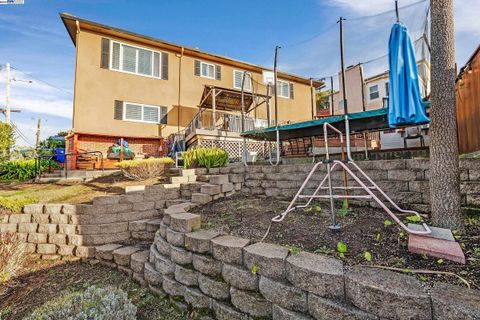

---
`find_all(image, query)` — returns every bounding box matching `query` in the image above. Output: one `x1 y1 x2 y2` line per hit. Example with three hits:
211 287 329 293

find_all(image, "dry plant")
0 232 27 296
116 157 174 181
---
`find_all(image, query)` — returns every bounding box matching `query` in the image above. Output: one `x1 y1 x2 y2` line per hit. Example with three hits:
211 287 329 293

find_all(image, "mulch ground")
0 258 191 320
191 193 480 290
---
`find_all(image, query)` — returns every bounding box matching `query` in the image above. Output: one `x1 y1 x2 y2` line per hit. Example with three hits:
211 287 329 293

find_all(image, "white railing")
185 110 268 137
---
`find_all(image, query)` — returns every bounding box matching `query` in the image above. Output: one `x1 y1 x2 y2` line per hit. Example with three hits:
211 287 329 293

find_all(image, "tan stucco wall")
73 29 314 138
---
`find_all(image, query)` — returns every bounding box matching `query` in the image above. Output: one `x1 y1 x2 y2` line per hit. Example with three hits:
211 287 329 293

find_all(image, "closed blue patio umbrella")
388 23 429 128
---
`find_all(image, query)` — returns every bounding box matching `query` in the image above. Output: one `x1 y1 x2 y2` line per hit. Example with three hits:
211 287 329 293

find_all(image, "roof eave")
58 12 323 86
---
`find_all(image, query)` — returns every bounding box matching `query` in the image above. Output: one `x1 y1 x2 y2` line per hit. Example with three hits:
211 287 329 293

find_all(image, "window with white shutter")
233 70 252 91
109 40 166 79
277 80 291 98
143 106 159 123
124 103 142 121
111 42 120 70
200 62 215 79
122 102 166 124
369 84 380 101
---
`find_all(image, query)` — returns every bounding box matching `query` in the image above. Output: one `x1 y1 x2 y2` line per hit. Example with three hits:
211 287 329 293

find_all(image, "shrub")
25 286 137 320
0 233 27 296
183 147 229 170
0 159 60 181
116 157 174 181
0 196 38 214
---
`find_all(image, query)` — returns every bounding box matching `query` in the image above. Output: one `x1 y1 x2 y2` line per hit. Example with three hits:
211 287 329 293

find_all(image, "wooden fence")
456 47 480 154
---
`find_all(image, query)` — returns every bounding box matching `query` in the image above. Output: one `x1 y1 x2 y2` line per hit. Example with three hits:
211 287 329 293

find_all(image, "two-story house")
60 13 320 167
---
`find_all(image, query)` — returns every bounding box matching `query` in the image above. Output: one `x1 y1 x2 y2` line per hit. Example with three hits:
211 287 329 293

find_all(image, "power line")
346 0 427 21
281 22 337 49
9 66 73 95
7 118 36 147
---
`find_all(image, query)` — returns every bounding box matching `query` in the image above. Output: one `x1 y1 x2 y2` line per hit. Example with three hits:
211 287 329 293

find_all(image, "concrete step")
408 224 465 264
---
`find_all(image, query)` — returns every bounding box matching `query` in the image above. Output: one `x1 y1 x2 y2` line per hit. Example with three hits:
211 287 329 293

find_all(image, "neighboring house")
329 61 430 150
332 60 430 115
60 13 319 166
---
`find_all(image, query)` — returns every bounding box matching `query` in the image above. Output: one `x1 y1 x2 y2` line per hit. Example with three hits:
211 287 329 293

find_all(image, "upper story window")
385 82 389 97
277 80 293 99
194 60 221 80
101 38 168 80
114 100 167 124
233 70 252 91
369 84 380 100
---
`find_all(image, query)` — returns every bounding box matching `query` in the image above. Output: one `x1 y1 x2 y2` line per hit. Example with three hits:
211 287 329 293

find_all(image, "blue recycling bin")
55 148 66 163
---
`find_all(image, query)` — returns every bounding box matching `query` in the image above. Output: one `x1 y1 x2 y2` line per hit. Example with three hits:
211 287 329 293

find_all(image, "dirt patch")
0 258 189 320
191 193 480 290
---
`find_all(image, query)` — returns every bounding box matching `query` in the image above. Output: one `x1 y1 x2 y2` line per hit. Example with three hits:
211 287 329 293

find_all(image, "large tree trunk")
429 0 463 230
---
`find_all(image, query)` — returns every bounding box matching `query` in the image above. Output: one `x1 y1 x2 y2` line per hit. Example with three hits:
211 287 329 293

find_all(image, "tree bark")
429 0 463 230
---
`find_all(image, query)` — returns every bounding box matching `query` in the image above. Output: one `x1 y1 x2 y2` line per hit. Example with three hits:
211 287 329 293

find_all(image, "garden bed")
191 194 480 289
0 258 189 320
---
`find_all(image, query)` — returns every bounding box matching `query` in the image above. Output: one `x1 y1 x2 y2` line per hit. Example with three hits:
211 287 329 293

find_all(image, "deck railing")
185 110 269 137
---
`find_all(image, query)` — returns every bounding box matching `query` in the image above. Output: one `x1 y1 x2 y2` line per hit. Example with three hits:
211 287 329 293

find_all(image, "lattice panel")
197 139 277 161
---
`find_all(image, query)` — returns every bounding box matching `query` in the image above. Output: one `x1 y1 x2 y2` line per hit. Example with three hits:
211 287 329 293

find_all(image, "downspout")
177 47 184 134
72 20 81 171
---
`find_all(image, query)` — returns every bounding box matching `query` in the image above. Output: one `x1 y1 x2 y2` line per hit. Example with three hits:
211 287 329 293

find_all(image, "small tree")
0 123 14 162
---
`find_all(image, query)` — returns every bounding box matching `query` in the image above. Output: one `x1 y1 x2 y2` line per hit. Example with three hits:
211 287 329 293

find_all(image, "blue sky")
0 0 478 146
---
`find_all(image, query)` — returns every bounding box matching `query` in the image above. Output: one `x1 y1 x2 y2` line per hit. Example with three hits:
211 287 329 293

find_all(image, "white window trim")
109 40 162 79
277 79 291 99
200 61 216 79
122 101 164 124
368 84 380 101
233 70 252 91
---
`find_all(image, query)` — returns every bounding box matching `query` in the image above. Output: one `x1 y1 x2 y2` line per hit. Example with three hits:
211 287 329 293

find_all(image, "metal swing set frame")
271 121 432 236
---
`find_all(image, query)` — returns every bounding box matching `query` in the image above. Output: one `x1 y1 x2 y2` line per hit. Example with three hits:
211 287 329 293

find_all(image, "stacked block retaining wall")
193 158 480 213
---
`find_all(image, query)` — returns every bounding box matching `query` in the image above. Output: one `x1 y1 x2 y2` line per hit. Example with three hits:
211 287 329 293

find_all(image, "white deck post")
212 87 216 130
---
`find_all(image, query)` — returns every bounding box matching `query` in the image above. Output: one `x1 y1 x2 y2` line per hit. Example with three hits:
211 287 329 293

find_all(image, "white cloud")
0 68 72 146
0 69 73 119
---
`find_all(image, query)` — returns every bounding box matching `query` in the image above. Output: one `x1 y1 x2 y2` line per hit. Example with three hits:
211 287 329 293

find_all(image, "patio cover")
242 102 430 141
198 85 269 113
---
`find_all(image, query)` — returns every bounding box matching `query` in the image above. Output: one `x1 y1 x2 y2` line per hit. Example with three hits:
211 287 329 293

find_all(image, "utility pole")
35 119 41 149
5 63 10 125
273 46 280 126
330 76 335 116
429 0 462 230
310 78 315 119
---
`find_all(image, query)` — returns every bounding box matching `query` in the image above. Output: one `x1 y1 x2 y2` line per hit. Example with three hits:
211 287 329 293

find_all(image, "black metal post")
274 46 280 126
395 0 400 22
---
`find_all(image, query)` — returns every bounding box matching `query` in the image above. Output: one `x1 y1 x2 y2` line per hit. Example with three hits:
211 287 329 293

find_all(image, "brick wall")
77 134 164 157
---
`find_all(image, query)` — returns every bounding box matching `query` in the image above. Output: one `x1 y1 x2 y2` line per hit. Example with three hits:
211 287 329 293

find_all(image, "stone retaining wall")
0 185 180 259
133 179 479 320
194 158 480 213
1 159 479 318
